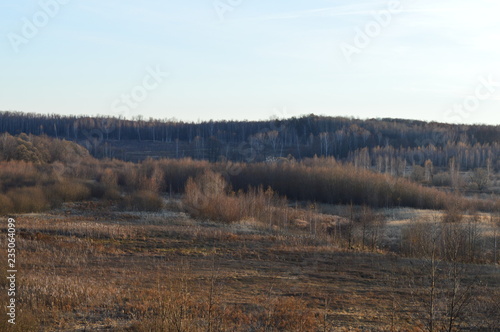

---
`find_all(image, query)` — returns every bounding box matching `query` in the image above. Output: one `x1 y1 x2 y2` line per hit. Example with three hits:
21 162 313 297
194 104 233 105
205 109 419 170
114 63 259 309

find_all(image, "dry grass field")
1 199 499 331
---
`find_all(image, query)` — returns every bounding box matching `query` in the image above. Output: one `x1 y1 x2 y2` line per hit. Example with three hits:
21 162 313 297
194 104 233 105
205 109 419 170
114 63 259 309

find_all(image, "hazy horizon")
1 0 499 125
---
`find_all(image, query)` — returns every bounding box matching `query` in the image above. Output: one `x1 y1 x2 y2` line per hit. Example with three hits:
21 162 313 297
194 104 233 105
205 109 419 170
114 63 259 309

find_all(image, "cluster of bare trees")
229 158 474 210
350 140 497 170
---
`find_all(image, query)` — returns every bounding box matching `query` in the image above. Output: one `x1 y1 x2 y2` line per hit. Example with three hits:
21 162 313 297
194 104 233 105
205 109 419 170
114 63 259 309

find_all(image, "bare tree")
469 168 489 191
404 215 478 332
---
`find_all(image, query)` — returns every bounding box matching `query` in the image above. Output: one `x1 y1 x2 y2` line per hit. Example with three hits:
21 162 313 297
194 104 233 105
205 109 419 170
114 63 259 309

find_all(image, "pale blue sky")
1 0 499 124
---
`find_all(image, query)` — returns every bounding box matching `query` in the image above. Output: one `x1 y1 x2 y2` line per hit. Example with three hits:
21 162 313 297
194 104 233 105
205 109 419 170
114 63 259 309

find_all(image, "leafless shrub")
0 193 14 214
183 170 293 226
7 186 49 212
121 190 164 212
48 180 92 202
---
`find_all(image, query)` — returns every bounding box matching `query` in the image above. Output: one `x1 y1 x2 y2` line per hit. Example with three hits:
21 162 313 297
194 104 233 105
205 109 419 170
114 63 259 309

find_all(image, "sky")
1 0 499 125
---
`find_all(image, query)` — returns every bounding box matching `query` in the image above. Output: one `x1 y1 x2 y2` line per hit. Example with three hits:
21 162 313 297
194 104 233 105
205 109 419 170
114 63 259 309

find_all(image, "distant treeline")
1 111 499 170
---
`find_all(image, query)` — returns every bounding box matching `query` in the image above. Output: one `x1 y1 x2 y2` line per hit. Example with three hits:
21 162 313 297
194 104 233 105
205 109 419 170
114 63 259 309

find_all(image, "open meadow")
1 198 499 331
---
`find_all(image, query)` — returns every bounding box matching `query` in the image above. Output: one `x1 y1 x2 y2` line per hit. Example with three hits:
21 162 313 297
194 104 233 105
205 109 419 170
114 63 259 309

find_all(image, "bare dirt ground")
1 201 499 331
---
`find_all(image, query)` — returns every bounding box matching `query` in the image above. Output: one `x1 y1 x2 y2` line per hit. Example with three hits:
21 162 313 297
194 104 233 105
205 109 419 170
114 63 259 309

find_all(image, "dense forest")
1 111 499 171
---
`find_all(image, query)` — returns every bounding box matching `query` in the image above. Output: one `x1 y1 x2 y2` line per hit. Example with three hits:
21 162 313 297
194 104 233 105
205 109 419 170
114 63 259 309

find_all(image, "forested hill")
1 111 499 171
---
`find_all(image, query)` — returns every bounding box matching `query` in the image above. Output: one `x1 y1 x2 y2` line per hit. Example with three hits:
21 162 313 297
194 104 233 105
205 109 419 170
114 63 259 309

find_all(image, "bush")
0 194 14 214
7 187 50 213
183 170 292 225
121 191 164 212
88 182 120 201
183 170 237 222
432 172 452 187
0 161 39 191
49 180 91 202
89 182 106 199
